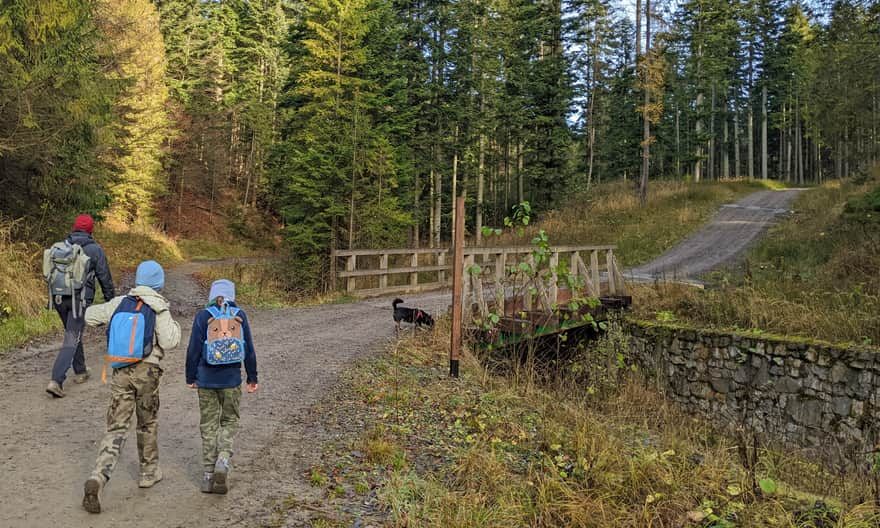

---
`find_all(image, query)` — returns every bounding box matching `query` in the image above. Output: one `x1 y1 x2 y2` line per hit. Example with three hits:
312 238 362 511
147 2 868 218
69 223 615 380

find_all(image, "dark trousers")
51 296 88 386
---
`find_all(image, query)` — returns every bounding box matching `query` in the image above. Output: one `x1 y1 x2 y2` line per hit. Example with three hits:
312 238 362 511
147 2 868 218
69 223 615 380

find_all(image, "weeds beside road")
296 321 879 527
633 173 880 346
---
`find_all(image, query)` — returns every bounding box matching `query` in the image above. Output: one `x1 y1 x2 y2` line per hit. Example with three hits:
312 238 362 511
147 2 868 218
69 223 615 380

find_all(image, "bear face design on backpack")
204 304 245 365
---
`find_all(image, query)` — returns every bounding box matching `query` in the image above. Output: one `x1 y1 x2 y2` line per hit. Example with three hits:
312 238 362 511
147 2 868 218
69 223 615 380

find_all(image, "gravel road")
627 188 804 281
0 188 803 526
0 261 450 527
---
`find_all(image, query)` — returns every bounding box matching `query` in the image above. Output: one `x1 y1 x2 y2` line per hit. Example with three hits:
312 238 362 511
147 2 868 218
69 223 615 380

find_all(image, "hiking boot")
138 467 163 488
83 477 102 514
213 457 230 494
72 368 91 384
46 380 65 398
201 472 214 493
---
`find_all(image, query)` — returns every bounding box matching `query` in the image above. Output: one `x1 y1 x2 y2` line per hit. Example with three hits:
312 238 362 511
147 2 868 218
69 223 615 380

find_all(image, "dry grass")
490 179 781 267
0 218 185 352
95 218 184 278
195 260 356 308
322 322 880 528
0 221 61 351
632 173 880 345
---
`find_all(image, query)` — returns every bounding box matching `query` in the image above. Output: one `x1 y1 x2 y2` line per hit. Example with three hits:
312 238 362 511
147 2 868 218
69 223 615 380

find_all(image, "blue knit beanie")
208 279 235 304
135 260 165 291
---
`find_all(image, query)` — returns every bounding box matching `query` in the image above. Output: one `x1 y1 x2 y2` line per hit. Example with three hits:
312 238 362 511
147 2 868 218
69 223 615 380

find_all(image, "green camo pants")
198 386 241 471
91 362 162 483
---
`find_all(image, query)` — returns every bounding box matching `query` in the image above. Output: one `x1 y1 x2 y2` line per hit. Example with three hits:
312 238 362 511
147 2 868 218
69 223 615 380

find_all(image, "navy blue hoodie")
185 302 258 389
68 231 115 304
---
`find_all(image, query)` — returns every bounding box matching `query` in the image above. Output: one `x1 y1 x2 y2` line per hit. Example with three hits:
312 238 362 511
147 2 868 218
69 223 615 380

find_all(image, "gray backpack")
43 241 91 313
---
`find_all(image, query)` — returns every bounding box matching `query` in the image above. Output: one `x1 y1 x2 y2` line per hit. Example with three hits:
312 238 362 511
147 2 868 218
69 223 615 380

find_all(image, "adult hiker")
44 214 115 398
82 260 181 514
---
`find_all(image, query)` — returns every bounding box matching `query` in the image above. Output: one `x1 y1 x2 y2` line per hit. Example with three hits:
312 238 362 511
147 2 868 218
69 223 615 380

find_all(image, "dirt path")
627 188 804 281
0 261 450 527
0 189 804 526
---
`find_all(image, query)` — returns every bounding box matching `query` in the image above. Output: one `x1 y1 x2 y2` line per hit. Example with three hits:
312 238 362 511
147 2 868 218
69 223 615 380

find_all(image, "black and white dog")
392 298 435 331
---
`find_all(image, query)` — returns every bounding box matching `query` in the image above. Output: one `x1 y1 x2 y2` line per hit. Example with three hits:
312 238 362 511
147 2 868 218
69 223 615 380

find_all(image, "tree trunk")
434 147 442 248
734 111 741 178
748 43 754 180
708 85 715 181
761 85 768 180
695 92 704 182
429 163 435 249
635 0 642 58
675 104 681 178
348 91 359 249
638 0 650 205
476 94 486 245
723 111 729 179
517 140 524 204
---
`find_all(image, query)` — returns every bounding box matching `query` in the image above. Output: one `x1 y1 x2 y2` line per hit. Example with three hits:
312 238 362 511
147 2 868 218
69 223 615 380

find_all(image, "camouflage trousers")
91 361 162 483
198 386 241 471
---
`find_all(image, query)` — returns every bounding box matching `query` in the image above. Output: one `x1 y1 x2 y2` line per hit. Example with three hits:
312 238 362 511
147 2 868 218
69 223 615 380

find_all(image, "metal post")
450 196 465 378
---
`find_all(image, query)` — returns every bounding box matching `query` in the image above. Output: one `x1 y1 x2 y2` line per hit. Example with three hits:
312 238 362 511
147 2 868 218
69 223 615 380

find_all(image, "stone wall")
626 321 880 466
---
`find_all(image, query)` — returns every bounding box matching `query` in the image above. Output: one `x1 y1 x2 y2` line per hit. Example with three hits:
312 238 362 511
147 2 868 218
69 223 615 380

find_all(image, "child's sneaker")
201 472 214 493
138 467 163 488
213 457 230 494
83 477 103 513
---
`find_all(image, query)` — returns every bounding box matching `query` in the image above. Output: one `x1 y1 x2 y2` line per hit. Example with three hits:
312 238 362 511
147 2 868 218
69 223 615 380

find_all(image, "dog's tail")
392 298 404 308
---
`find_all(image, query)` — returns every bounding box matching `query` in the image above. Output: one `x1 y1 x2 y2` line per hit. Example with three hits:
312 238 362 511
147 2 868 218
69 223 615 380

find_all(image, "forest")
1 0 878 287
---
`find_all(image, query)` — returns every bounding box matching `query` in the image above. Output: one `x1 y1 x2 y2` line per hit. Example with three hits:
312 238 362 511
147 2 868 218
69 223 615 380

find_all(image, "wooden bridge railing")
332 245 627 305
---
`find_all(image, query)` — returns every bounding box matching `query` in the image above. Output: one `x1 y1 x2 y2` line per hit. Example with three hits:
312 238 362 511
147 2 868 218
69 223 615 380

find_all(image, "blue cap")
208 279 235 303
135 260 165 291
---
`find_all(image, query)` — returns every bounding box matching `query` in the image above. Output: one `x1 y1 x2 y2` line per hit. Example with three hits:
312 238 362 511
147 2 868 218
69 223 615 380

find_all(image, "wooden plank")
606 249 616 295
335 244 616 258
338 265 450 278
549 251 559 306
356 282 446 298
494 252 505 313
472 273 489 320
450 196 466 378
610 253 628 296
523 254 533 311
334 247 450 257
575 254 598 297
590 250 600 297
346 255 356 293
463 254 474 317
438 251 446 285
463 244 616 256
410 252 419 287
379 253 388 290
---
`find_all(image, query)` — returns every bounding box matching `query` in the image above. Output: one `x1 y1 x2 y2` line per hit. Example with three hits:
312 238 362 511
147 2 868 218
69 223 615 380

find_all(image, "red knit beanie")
73 214 94 234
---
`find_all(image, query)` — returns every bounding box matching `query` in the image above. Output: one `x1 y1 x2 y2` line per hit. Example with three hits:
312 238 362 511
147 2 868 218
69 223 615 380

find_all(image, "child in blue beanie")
81 260 181 513
185 279 258 494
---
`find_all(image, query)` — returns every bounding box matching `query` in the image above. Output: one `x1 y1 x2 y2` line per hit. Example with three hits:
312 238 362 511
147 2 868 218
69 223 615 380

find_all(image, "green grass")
0 310 61 354
632 171 880 345
301 323 879 527
195 260 357 309
493 179 782 267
